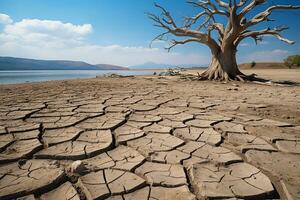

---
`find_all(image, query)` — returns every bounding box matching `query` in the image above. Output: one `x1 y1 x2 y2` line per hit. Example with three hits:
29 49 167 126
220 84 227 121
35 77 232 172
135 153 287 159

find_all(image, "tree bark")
200 47 244 81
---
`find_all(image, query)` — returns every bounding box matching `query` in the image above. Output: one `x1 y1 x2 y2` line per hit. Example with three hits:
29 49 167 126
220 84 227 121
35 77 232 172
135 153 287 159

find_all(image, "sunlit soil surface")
0 69 299 200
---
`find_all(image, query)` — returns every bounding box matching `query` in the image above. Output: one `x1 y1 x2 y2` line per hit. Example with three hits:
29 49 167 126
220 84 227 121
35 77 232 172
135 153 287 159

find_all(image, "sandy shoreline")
131 68 300 82
1 68 300 86
0 69 299 199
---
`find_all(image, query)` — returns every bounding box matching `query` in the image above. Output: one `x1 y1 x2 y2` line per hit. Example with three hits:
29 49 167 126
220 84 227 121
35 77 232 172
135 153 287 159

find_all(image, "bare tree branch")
184 0 229 32
239 0 267 18
149 31 169 48
235 26 295 45
215 0 229 8
211 23 225 38
245 4 300 28
184 11 212 29
237 0 250 7
187 0 229 17
165 38 202 52
147 3 220 51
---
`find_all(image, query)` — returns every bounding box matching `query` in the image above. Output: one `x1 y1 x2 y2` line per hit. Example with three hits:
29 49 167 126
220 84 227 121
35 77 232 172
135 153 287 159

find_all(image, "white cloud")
151 40 167 45
240 42 251 47
240 40 269 47
239 49 290 63
0 13 13 24
4 19 92 37
0 15 209 66
1 18 92 47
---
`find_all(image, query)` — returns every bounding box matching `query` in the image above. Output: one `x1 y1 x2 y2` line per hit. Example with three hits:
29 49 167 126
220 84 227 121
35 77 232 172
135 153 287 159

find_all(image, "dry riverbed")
0 69 299 200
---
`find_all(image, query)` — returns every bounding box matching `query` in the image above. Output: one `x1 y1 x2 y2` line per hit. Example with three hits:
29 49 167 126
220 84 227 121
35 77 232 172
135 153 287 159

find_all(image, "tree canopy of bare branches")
147 0 300 81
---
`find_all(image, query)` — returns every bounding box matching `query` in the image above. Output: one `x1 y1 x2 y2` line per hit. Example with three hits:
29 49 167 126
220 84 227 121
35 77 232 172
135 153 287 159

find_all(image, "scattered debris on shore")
97 73 135 78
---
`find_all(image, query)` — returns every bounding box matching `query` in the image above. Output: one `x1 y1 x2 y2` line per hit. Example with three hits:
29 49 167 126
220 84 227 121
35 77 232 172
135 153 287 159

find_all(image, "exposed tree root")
196 67 254 82
193 68 299 86
174 63 300 86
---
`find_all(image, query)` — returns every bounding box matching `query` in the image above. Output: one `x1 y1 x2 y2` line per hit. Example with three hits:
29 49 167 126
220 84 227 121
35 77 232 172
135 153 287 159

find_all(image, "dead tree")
147 0 300 81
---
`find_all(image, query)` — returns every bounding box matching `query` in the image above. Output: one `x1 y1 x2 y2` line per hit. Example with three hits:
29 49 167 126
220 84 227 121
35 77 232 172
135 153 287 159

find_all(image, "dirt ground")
0 69 299 200
182 68 300 82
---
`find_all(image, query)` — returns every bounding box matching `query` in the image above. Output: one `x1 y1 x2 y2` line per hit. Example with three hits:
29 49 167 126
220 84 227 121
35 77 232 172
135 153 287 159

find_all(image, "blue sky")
0 0 299 66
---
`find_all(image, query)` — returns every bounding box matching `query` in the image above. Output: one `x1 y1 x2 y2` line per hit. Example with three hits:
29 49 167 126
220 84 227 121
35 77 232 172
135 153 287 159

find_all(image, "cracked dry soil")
0 75 299 200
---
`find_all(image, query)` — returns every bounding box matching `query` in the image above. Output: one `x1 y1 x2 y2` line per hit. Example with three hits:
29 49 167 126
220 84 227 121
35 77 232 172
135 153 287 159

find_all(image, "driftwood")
159 68 182 76
98 73 135 78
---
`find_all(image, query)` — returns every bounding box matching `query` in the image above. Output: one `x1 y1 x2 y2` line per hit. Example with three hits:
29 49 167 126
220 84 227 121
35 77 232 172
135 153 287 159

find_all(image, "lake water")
0 70 154 85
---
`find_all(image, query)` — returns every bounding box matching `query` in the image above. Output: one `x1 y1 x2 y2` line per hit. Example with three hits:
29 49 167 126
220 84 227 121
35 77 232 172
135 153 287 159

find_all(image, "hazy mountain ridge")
94 64 128 70
129 62 206 69
0 57 128 70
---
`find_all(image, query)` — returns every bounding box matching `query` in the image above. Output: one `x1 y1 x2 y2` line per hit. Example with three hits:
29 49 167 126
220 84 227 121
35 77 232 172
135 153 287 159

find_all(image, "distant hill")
129 62 203 70
0 57 128 70
239 62 289 69
95 64 128 70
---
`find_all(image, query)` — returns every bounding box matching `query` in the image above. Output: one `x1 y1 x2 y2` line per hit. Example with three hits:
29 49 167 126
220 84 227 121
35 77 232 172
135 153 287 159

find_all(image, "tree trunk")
200 47 245 81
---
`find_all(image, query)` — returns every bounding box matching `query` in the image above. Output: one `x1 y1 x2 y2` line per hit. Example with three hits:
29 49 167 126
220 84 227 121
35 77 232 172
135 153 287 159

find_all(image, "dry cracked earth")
0 75 299 200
